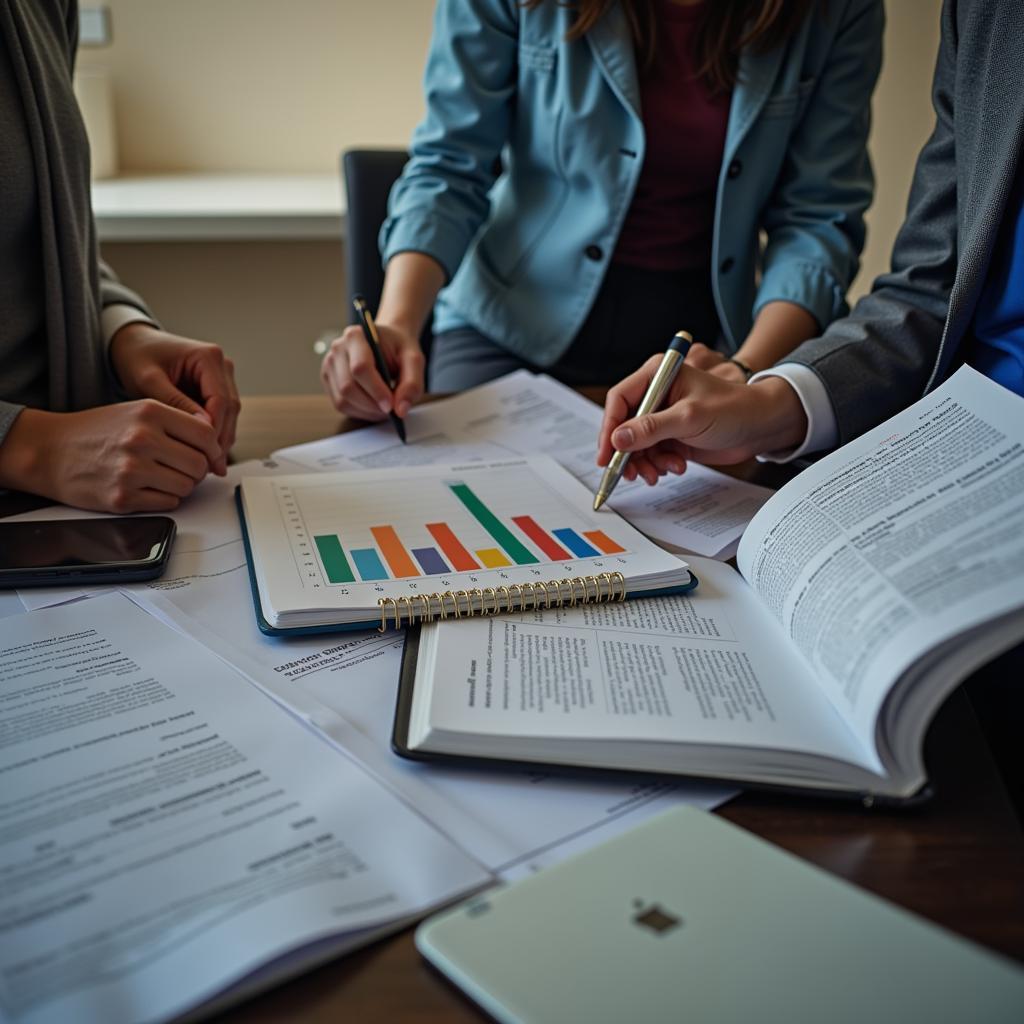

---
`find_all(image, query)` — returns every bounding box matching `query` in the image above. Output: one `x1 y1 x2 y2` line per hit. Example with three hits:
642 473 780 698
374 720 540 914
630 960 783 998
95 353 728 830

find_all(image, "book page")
125 545 729 880
0 593 488 1024
737 367 1024 747
274 372 772 558
420 557 869 767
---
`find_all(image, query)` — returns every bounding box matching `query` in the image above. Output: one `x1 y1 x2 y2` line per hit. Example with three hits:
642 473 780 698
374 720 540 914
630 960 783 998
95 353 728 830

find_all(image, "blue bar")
351 547 389 581
412 546 450 575
553 528 600 558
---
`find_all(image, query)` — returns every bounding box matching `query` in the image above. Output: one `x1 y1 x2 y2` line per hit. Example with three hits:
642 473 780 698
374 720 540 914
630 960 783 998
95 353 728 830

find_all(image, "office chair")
341 148 433 361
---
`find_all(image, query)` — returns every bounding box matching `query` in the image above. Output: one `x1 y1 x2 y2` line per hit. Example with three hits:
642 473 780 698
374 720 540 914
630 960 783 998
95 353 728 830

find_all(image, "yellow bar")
476 547 512 568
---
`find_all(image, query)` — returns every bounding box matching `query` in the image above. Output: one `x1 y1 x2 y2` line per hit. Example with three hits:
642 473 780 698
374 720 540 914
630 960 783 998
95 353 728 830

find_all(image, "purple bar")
412 546 450 576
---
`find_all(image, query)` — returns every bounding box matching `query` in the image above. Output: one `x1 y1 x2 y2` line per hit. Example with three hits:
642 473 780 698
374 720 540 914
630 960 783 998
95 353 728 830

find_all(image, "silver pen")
593 330 693 511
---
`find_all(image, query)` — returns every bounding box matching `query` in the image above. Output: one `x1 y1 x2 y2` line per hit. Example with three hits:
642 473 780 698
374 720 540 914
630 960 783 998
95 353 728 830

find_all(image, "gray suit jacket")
787 0 1024 443
0 0 153 443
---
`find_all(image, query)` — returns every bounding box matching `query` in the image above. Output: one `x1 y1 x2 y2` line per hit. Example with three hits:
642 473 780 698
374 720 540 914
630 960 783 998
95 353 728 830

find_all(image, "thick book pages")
237 456 695 634
395 367 1024 802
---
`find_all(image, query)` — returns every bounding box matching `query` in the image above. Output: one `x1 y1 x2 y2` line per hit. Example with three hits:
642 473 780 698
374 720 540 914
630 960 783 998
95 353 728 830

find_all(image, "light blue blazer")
381 0 884 365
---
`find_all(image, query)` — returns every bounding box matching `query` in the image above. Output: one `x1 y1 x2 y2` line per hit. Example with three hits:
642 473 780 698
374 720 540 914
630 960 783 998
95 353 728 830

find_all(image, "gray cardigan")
0 0 153 444
786 0 1024 443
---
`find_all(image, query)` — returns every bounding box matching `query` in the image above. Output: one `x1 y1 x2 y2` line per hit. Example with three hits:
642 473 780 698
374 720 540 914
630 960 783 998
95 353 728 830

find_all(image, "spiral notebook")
236 456 696 635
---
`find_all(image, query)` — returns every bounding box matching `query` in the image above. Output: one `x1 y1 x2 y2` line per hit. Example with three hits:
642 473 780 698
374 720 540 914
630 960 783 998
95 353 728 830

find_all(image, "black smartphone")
0 516 176 587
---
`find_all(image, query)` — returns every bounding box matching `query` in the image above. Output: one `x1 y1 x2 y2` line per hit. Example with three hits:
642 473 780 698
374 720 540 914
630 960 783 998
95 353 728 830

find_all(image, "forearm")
376 252 447 338
733 301 819 373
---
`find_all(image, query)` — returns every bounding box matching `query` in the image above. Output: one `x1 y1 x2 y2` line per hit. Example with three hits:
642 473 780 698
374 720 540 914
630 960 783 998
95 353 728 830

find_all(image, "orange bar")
427 522 479 571
476 548 511 568
370 525 420 578
583 530 626 555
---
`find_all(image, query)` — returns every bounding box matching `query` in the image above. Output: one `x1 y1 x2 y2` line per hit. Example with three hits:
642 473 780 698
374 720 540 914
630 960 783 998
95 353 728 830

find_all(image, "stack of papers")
274 371 773 559
3 372 754 1020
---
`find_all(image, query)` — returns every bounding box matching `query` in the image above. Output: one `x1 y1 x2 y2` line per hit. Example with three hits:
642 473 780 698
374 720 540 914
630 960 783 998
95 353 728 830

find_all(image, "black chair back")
342 149 433 358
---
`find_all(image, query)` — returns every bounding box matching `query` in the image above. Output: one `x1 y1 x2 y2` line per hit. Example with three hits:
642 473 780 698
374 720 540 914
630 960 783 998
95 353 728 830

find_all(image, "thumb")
142 370 206 418
392 345 425 418
611 406 690 454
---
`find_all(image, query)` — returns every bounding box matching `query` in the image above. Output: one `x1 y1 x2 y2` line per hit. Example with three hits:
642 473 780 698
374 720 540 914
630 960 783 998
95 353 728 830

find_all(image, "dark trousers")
429 263 720 391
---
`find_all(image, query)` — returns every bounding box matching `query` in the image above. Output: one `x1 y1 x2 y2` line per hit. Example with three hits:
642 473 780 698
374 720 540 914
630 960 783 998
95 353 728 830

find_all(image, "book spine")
377 572 627 631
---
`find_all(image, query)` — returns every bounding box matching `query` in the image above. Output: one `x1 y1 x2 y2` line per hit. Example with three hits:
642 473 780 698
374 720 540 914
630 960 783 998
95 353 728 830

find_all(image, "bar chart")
286 466 629 587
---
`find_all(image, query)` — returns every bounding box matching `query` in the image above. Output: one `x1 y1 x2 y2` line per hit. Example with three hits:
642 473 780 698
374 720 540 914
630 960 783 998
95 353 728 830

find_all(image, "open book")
237 456 695 634
394 367 1024 803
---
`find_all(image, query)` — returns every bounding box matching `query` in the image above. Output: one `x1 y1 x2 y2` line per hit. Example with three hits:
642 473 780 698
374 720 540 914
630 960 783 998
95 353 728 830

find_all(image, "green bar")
448 483 539 565
314 534 356 583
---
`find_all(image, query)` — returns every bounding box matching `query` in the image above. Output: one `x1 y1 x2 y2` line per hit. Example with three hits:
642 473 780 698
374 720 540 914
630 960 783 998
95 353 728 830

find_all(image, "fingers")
597 355 662 466
344 329 395 415
136 366 206 418
611 405 695 454
321 327 391 420
685 342 725 372
141 462 200 499
192 348 240 463
130 339 238 474
147 401 224 471
392 345 425 418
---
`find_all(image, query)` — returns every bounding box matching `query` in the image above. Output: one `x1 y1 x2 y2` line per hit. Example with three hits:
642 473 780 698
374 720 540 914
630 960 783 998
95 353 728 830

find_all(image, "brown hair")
523 0 815 93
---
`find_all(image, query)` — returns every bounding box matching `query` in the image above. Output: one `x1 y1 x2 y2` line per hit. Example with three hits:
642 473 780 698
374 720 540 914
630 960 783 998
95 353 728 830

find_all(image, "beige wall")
856 0 942 302
79 0 433 173
84 0 943 395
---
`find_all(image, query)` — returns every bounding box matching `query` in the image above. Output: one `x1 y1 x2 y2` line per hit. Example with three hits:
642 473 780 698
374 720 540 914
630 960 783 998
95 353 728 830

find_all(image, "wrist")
109 322 158 384
747 377 809 454
0 409 56 495
374 314 422 342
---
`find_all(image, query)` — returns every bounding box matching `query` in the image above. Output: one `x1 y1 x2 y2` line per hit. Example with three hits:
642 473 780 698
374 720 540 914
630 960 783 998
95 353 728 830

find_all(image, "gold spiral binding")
377 571 627 631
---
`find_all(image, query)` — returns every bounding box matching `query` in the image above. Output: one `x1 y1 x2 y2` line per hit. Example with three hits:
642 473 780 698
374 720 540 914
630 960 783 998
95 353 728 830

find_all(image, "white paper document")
128 548 730 878
0 593 489 1024
274 372 772 557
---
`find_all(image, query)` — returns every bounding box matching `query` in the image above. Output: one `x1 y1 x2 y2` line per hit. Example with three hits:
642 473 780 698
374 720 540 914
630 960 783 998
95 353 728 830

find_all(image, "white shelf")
92 173 345 242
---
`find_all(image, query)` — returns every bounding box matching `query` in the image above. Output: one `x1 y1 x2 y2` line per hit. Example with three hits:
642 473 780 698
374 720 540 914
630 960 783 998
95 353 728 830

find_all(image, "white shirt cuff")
102 304 158 347
749 363 839 463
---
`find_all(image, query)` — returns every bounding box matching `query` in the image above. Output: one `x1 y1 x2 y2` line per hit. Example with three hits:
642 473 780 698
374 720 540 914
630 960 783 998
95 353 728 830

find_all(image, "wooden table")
6 394 1023 1022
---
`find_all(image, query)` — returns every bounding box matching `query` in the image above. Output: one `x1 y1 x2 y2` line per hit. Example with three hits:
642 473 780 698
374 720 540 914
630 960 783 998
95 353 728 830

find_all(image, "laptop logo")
632 899 682 935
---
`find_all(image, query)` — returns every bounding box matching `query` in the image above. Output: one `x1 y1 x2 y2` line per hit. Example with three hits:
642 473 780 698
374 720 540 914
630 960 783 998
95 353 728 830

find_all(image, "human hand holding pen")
352 296 409 442
320 311 424 428
596 357 809 485
320 254 443 426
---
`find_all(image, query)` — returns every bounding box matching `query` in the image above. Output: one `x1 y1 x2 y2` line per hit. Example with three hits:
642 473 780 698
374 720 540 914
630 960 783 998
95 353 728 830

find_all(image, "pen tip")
593 495 605 512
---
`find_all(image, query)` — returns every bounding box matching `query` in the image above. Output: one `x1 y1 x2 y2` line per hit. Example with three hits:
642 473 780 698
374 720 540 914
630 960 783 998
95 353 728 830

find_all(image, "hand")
0 402 224 513
320 321 425 421
109 324 240 474
682 340 749 384
596 359 808 485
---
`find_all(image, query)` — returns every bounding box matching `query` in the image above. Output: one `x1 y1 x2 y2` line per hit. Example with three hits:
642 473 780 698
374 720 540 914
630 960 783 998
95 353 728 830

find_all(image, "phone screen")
0 517 175 571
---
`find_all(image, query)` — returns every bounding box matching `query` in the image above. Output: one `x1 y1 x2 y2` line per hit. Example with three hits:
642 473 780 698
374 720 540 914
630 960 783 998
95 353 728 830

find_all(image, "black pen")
353 295 407 444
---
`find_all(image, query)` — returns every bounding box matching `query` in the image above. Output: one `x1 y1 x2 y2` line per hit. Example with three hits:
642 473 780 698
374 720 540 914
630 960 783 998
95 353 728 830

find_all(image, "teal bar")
314 535 355 584
351 547 389 581
448 482 538 565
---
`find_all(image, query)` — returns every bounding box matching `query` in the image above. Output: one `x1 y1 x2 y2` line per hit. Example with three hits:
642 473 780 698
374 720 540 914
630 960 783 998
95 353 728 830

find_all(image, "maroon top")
613 1 732 271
